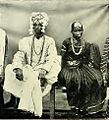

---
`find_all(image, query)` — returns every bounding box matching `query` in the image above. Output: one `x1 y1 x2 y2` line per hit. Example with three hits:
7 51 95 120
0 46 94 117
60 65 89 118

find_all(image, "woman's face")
72 23 83 39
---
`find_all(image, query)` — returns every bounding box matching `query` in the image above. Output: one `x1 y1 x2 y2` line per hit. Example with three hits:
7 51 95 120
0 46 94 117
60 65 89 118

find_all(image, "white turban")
29 12 49 34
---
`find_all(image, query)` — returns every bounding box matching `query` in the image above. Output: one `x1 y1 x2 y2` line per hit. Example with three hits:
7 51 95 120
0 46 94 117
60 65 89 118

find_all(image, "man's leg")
18 66 42 116
4 64 16 108
31 77 42 116
4 94 17 108
4 64 22 108
0 85 4 108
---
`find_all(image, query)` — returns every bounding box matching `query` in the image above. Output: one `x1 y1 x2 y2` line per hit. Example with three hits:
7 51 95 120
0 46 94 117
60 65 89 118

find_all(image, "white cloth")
0 29 7 75
4 64 42 116
3 35 61 116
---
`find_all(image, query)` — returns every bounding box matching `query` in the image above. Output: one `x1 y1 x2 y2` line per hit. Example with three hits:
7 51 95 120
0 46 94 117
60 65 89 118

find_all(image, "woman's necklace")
71 38 83 55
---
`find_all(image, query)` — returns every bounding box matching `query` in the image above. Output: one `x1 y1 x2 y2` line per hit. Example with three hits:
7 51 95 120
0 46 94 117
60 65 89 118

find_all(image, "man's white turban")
29 12 49 34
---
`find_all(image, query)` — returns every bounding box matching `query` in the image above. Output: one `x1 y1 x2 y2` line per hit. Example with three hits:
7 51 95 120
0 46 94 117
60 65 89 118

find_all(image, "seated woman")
58 21 106 117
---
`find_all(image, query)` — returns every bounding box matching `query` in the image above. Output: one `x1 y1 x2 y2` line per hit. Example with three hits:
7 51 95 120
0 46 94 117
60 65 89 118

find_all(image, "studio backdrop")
0 0 109 63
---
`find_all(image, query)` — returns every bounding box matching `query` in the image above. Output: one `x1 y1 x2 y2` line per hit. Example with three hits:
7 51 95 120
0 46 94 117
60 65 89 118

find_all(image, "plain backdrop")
0 0 109 63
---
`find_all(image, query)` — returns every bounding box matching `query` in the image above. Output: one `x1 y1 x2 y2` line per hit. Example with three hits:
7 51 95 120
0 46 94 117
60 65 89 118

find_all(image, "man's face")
33 22 44 35
72 23 83 39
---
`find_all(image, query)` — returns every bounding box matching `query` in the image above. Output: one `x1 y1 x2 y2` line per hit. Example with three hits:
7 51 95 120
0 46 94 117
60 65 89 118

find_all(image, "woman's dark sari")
59 38 106 115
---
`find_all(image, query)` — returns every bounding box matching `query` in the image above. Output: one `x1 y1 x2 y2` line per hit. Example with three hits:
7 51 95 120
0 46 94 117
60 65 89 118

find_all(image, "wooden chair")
50 83 56 119
49 56 61 119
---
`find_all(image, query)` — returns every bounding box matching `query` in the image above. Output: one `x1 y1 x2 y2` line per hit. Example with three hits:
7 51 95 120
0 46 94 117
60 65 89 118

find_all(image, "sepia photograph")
0 0 109 119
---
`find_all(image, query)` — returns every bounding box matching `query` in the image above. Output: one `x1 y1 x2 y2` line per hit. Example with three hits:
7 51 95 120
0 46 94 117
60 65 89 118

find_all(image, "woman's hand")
13 68 23 81
88 62 93 68
104 80 107 87
67 60 80 66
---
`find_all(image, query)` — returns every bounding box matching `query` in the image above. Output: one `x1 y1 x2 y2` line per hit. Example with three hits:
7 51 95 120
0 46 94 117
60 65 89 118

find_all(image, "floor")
0 87 108 119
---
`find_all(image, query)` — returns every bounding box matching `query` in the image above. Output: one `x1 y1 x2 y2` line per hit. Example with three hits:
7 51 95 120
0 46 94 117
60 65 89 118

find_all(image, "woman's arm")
90 43 101 69
61 40 67 68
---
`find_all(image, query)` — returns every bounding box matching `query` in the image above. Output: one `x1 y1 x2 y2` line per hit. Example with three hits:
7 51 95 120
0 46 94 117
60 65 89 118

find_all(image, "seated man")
101 37 109 113
0 28 8 108
3 12 61 117
101 37 109 89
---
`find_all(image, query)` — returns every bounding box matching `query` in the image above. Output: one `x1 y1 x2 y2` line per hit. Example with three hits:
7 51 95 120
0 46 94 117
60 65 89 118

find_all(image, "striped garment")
101 37 109 76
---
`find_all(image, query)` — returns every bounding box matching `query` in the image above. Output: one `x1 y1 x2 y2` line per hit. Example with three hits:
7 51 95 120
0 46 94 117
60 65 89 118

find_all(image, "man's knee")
0 85 3 92
5 64 13 73
5 64 15 82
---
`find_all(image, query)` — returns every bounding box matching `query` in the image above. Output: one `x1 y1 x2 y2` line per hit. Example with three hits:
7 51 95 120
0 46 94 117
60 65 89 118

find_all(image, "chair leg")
50 84 55 119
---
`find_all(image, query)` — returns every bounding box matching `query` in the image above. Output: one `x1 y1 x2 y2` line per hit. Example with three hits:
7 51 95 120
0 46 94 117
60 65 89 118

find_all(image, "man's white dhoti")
4 64 42 116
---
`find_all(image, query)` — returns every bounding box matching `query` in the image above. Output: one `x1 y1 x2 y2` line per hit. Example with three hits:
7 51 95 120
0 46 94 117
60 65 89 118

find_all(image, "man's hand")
103 76 107 87
0 73 4 84
38 69 47 80
103 73 107 87
13 68 23 81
